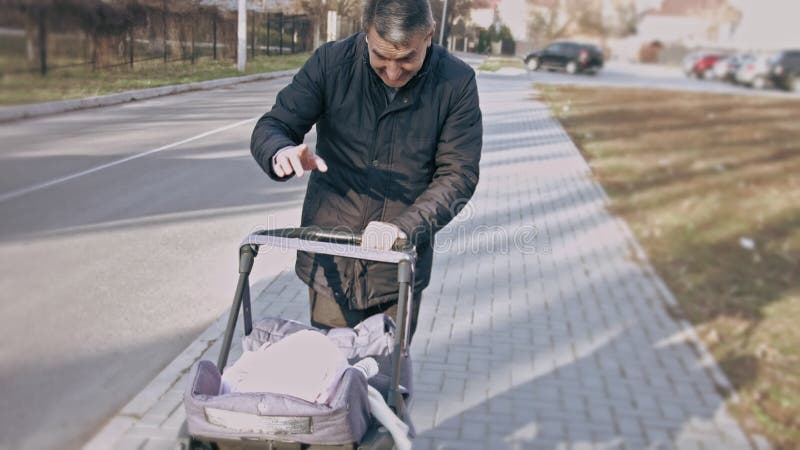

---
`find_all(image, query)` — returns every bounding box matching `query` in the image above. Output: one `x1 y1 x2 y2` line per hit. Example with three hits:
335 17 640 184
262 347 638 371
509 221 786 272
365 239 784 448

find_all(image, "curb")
0 69 298 123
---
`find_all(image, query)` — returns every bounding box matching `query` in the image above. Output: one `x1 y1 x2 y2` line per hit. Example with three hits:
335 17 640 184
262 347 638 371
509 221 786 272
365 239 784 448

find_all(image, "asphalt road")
0 77 313 450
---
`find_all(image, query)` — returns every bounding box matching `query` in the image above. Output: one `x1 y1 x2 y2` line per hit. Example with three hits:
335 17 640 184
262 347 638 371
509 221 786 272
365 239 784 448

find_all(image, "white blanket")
220 329 348 404
219 329 412 449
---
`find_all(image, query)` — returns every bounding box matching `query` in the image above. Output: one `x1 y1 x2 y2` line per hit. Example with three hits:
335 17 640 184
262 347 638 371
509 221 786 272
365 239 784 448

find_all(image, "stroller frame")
182 227 416 450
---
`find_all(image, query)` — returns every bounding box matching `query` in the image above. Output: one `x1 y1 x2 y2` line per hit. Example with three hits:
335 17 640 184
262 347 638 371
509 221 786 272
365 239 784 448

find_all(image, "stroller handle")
242 227 415 264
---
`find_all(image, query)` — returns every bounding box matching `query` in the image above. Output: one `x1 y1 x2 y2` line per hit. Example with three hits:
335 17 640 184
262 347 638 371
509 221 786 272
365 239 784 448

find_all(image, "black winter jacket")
251 32 482 309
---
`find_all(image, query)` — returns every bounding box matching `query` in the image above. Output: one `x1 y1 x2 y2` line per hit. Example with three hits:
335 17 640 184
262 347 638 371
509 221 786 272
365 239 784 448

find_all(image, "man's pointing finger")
315 155 328 173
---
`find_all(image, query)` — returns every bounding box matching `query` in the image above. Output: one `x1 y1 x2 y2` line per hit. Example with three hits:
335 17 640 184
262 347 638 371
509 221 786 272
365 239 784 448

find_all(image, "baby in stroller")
219 326 411 449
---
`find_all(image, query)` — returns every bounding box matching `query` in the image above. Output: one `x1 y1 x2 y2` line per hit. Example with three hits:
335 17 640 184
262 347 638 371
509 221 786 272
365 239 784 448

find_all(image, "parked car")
682 52 704 75
736 54 774 89
712 53 752 82
768 50 800 92
524 41 604 74
686 53 725 78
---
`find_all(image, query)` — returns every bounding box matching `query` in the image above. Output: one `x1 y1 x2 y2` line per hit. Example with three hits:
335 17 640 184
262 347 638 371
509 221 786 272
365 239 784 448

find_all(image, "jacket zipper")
379 118 399 222
351 80 384 307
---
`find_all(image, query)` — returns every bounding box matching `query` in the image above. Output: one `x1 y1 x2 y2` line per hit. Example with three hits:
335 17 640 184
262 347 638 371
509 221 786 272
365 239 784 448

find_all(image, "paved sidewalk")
83 72 764 450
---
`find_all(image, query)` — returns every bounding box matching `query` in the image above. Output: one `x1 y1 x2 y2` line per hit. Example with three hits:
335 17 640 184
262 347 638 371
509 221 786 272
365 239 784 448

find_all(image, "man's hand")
272 144 328 178
361 222 407 251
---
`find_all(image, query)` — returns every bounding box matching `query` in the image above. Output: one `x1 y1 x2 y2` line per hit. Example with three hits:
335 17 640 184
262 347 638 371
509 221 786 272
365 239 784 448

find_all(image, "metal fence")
263 12 311 56
0 4 318 76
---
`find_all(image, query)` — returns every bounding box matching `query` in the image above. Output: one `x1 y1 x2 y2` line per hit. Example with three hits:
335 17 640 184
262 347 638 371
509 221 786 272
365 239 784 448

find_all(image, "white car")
735 54 774 89
713 54 751 81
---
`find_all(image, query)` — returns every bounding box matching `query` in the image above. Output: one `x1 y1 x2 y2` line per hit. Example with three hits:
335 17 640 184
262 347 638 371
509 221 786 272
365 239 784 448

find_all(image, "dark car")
768 50 800 92
524 41 604 74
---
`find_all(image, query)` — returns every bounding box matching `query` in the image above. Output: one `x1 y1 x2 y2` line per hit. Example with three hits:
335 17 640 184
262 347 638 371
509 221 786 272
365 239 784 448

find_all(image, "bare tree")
429 0 474 46
527 0 636 44
527 0 575 43
613 0 638 36
697 1 742 41
294 0 360 47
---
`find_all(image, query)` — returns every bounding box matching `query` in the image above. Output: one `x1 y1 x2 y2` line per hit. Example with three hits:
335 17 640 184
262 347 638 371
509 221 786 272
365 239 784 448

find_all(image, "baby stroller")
180 227 416 450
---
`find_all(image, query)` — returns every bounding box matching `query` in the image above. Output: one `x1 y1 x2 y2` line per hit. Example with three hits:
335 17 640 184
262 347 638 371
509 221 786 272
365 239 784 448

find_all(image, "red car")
687 54 724 79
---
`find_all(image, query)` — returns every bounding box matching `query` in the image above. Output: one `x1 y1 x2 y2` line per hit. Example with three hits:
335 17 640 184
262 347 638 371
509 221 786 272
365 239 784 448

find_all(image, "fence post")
279 13 284 56
266 13 270 56
212 12 217 60
162 0 168 63
38 9 47 76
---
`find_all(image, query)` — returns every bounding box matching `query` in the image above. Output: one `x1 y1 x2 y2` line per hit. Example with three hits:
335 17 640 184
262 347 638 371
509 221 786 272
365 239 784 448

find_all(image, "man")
250 0 482 340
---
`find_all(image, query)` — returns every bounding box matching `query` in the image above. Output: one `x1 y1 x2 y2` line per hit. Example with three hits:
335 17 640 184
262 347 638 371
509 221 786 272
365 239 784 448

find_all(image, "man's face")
366 26 432 88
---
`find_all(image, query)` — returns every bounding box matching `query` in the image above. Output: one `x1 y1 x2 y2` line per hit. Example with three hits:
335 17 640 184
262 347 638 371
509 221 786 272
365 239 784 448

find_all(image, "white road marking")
0 116 259 204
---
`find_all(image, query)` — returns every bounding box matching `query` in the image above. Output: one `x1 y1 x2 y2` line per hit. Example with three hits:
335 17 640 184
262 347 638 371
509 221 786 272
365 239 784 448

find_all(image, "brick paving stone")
411 437 434 450
113 435 150 450
425 427 461 442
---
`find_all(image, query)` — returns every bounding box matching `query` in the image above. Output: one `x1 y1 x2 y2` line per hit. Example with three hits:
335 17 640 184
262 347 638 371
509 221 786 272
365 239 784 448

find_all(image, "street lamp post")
438 0 448 46
237 0 247 72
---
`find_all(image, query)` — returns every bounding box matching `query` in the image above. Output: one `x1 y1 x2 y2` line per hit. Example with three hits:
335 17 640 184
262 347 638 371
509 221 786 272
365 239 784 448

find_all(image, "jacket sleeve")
389 72 482 245
250 48 326 181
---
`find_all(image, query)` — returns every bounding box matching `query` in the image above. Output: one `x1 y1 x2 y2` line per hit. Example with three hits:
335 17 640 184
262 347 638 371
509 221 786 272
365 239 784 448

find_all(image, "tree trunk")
129 28 134 68
92 31 98 71
212 13 217 60
94 35 114 70
83 31 89 63
162 0 168 63
178 16 188 60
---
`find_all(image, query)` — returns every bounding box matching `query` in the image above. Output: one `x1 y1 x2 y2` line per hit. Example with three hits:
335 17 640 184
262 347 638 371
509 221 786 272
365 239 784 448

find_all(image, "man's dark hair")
362 0 435 45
